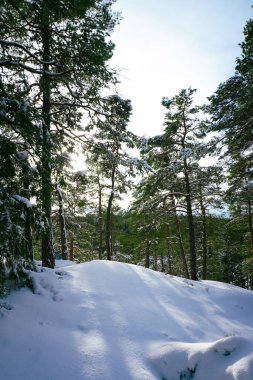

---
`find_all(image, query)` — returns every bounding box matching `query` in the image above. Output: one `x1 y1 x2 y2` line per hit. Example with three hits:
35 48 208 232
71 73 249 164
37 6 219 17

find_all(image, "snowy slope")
1 260 253 380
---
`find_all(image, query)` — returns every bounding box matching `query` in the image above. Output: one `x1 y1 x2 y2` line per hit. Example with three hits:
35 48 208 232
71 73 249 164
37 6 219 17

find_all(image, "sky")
110 0 253 137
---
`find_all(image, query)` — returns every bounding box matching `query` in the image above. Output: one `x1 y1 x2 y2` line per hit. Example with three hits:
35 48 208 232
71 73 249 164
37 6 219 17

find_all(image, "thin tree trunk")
106 166 115 260
69 236 74 261
110 208 113 257
184 161 197 280
248 200 253 257
41 1 55 268
171 195 189 278
200 196 207 279
98 184 103 260
24 207 34 261
22 163 34 261
166 239 172 274
153 252 158 271
56 182 68 260
160 251 165 272
145 239 151 268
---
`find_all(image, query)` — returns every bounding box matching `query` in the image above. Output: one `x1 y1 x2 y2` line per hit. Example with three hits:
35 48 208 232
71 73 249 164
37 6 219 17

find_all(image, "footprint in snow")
0 302 13 317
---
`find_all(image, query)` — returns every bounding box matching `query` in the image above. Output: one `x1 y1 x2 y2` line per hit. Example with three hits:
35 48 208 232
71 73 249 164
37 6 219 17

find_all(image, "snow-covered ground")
1 260 253 380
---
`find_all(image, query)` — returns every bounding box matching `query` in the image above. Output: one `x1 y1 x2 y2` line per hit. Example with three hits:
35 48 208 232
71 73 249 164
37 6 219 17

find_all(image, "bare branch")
0 60 69 77
0 40 62 67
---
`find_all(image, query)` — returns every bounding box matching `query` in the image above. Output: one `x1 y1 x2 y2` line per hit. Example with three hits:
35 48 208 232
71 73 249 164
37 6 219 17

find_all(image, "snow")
16 150 29 161
1 260 253 380
12 194 34 208
180 147 193 159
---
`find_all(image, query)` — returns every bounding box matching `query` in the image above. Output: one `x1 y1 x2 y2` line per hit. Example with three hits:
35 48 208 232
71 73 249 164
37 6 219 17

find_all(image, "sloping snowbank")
1 260 253 379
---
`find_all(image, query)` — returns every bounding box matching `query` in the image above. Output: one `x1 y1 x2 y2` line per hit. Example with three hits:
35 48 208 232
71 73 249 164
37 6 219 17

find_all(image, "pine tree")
132 172 190 277
208 18 252 200
0 77 38 285
86 95 141 260
208 17 253 276
0 0 119 268
192 166 224 279
143 88 206 280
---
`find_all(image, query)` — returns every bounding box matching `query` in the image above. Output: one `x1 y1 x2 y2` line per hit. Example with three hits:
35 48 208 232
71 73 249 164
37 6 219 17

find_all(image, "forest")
0 0 252 294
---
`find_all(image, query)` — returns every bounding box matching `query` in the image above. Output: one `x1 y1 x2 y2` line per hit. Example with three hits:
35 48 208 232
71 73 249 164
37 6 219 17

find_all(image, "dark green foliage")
208 19 253 181
208 17 253 271
179 364 197 379
0 136 16 179
138 89 213 280
0 0 120 271
160 364 197 380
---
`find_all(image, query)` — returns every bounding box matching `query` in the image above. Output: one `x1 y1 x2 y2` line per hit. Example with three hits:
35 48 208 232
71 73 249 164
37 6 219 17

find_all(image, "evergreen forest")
0 0 252 294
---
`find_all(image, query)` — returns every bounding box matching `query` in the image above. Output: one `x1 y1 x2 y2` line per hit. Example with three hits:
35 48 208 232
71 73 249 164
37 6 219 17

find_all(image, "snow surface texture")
1 260 253 380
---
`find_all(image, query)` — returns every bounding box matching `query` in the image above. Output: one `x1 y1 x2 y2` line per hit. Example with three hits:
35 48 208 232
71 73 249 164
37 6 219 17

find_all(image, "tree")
0 0 119 268
86 95 142 260
84 155 109 260
208 17 253 274
53 152 72 261
144 88 206 280
0 78 38 285
191 166 224 279
207 19 253 173
207 18 253 200
132 172 190 277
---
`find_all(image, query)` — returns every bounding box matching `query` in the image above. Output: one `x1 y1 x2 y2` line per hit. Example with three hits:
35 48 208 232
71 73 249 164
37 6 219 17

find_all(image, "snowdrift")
1 260 253 379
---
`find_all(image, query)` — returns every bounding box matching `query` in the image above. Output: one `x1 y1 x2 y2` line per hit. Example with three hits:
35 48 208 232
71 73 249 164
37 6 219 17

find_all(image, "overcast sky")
110 0 252 137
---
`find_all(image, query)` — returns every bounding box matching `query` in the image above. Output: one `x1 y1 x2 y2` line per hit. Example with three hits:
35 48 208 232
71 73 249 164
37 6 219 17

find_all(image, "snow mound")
1 260 253 380
149 336 253 380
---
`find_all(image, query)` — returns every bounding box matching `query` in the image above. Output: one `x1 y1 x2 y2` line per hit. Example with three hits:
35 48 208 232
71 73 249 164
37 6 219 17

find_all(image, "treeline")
63 210 251 289
0 1 252 290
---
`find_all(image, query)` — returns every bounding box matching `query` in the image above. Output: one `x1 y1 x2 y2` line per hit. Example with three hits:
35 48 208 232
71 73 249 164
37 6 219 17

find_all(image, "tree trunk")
110 208 113 257
145 239 151 268
24 207 34 261
160 252 165 272
41 2 55 268
69 236 74 261
248 200 253 257
166 239 173 274
200 196 207 279
22 164 34 261
98 184 103 260
184 161 197 280
56 183 68 260
106 191 114 260
171 195 189 278
153 252 158 271
106 166 115 260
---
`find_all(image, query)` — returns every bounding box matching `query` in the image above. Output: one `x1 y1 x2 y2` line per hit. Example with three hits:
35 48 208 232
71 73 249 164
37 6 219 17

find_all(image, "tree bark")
22 163 34 261
200 195 207 279
56 183 68 260
98 184 103 260
69 236 74 261
160 251 165 272
110 206 113 257
184 160 197 280
153 252 158 271
171 195 190 278
106 165 115 260
166 239 173 274
248 200 253 257
41 1 55 268
145 239 151 268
